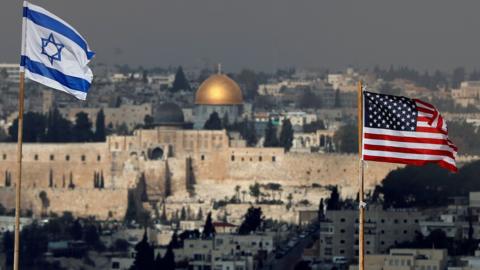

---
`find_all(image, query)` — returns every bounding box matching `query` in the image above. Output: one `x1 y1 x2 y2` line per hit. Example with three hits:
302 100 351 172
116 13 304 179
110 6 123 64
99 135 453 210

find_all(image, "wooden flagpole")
13 71 25 270
357 80 365 270
14 2 28 267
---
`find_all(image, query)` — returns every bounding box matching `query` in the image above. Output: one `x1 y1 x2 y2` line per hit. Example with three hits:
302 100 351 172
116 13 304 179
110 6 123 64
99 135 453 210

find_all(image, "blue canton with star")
41 33 65 65
364 91 418 131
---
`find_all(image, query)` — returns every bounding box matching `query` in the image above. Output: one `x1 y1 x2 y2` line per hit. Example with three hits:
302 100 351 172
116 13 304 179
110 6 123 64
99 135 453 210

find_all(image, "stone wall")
0 187 128 220
195 148 400 192
0 143 112 189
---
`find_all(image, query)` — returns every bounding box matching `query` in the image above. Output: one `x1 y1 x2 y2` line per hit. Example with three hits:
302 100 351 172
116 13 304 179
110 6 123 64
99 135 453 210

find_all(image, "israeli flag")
20 1 95 100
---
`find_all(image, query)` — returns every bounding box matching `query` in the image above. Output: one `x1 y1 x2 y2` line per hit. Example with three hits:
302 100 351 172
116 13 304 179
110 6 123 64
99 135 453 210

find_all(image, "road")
263 227 319 270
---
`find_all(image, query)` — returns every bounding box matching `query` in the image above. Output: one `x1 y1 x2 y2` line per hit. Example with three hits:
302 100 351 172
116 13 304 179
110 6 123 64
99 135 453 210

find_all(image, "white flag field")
20 1 95 100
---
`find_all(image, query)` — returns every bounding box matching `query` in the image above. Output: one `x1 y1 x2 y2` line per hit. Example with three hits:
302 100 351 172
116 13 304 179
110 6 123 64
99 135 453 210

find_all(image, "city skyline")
1 0 480 72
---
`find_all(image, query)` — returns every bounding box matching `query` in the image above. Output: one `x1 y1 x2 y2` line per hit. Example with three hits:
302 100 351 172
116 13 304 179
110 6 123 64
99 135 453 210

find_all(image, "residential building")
0 63 20 83
319 206 425 263
349 249 447 270
451 81 480 109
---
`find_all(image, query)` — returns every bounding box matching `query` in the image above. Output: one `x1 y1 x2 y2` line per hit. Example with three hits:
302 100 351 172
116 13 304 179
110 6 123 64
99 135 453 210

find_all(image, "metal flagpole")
13 71 25 270
357 80 365 270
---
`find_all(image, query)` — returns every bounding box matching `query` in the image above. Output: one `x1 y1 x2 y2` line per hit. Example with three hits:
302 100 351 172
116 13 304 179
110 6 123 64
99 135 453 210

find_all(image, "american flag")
362 91 458 172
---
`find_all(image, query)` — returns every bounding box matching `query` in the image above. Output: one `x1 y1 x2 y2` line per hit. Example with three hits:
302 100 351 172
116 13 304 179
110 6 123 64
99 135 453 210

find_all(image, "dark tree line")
7 108 106 143
130 230 175 270
2 213 102 268
374 160 480 209
203 112 259 146
333 123 358 153
374 65 480 90
374 66 448 90
238 207 264 235
170 66 191 92
263 119 294 151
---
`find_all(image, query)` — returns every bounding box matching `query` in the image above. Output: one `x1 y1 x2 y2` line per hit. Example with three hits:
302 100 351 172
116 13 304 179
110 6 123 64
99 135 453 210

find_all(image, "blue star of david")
41 33 65 65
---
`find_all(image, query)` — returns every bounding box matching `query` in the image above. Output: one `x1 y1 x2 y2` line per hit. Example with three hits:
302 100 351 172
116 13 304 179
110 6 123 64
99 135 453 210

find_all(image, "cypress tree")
279 119 294 151
163 243 176 270
202 212 216 239
94 109 106 141
131 230 155 270
171 66 191 92
204 112 222 130
263 119 279 147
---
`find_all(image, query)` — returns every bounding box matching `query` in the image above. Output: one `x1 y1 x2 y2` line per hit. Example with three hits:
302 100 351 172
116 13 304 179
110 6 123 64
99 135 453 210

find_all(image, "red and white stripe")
363 99 458 172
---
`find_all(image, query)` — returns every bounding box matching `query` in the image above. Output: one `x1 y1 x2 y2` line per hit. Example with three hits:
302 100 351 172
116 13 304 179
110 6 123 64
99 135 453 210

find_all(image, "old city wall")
0 187 128 220
194 148 401 193
0 143 113 189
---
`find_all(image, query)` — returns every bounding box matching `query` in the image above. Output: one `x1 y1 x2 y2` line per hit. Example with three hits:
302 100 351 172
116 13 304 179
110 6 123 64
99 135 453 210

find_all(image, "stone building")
59 103 152 131
348 249 447 270
318 206 426 263
451 81 480 109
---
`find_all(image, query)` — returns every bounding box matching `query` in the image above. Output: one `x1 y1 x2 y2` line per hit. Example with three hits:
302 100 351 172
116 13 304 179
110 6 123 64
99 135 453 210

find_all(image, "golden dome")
195 74 243 105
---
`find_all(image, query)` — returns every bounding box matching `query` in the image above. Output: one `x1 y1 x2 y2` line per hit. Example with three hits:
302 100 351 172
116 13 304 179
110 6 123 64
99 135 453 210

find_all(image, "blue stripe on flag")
21 56 91 93
23 7 95 60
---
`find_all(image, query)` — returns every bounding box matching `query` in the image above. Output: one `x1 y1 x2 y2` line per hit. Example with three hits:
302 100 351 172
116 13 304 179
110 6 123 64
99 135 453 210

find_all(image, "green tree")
204 112 222 130
202 212 216 239
73 112 94 142
70 219 83 240
162 243 176 270
263 119 279 147
45 108 73 142
84 224 100 247
130 230 154 270
3 231 14 266
279 119 294 151
326 186 341 210
160 204 168 224
9 112 47 142
124 190 137 224
196 208 203 221
318 198 325 221
294 261 312 270
94 109 106 141
222 113 230 129
303 120 325 133
238 207 263 235
171 66 191 92
144 115 154 129
286 193 293 210
249 182 261 203
180 206 187 220
39 191 50 217
115 123 129 135
298 90 322 109
114 239 130 252
333 123 358 153
452 67 466 89
236 69 259 100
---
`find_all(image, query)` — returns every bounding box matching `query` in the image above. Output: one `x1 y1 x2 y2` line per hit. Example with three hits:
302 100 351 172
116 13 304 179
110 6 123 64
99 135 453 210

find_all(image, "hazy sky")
2 0 480 72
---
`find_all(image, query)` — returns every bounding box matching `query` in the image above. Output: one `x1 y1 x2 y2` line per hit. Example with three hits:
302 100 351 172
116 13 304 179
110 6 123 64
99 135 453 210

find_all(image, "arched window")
149 147 164 160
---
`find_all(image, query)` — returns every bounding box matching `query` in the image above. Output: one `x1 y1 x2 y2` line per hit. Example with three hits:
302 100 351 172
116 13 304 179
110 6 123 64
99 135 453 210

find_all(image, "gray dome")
154 102 184 126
